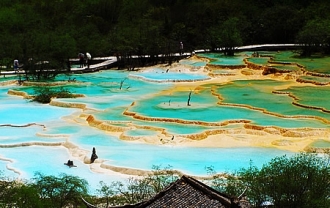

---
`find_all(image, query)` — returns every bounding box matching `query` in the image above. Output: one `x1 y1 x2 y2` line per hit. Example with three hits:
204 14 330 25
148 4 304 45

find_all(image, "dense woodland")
1 0 330 71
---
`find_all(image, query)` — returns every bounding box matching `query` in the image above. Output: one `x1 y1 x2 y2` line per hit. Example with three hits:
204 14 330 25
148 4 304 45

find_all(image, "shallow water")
131 68 209 82
217 80 330 123
179 60 207 67
247 57 269 65
198 53 246 65
251 51 330 74
311 140 330 148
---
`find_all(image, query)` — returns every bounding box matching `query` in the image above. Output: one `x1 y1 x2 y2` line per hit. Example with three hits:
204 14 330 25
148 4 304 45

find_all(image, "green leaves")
0 172 88 208
1 0 330 66
296 18 330 56
207 153 330 207
32 87 74 103
94 165 179 207
33 172 89 208
235 153 330 207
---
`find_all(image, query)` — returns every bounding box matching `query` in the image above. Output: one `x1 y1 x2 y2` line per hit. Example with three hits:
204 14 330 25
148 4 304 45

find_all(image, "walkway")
0 44 303 76
70 57 117 73
0 57 117 76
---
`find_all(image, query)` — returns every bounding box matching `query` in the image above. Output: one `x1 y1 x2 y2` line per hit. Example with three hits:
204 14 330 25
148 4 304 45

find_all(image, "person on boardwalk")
13 59 19 72
86 52 91 69
78 53 85 68
180 42 184 55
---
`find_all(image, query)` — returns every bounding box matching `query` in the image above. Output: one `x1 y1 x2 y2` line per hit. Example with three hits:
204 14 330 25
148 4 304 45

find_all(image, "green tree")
207 25 223 52
0 172 42 208
233 153 330 207
96 181 115 208
6 182 42 208
94 165 179 207
32 87 75 104
296 18 330 56
218 17 243 56
2 0 330 69
33 172 89 208
116 165 178 204
257 5 303 44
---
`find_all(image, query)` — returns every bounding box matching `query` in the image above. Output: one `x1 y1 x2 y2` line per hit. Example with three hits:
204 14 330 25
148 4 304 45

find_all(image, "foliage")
32 172 89 208
3 181 42 208
212 153 330 208
0 0 330 70
296 19 330 56
95 165 179 207
32 87 75 104
218 17 243 56
0 172 88 208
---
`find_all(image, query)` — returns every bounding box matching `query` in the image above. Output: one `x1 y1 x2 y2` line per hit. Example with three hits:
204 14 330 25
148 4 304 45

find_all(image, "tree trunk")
187 91 192 106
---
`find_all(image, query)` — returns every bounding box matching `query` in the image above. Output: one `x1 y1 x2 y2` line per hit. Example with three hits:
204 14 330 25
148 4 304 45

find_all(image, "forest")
1 0 330 70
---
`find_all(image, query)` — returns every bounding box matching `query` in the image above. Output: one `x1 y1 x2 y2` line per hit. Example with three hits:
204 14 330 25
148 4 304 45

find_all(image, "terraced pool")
1 51 330 192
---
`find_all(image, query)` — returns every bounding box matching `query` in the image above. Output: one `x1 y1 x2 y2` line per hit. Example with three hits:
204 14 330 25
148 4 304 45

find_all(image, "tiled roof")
83 175 250 208
132 175 231 208
123 175 249 208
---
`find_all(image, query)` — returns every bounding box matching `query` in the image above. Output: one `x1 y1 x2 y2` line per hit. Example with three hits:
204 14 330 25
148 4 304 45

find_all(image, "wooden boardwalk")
1 57 117 76
0 44 303 76
70 57 117 73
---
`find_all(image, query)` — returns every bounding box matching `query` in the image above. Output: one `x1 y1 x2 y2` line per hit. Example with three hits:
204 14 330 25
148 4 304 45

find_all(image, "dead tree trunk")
187 91 192 106
119 78 127 90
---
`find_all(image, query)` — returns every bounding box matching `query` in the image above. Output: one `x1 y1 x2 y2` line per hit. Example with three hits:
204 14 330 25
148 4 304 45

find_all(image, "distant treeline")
1 0 330 68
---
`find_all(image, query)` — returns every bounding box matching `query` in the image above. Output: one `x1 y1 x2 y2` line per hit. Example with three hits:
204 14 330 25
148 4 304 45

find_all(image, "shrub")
32 87 74 103
218 153 330 208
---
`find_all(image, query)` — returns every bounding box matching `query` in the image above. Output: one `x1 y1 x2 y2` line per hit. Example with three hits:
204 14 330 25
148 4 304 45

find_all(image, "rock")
90 147 98 163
